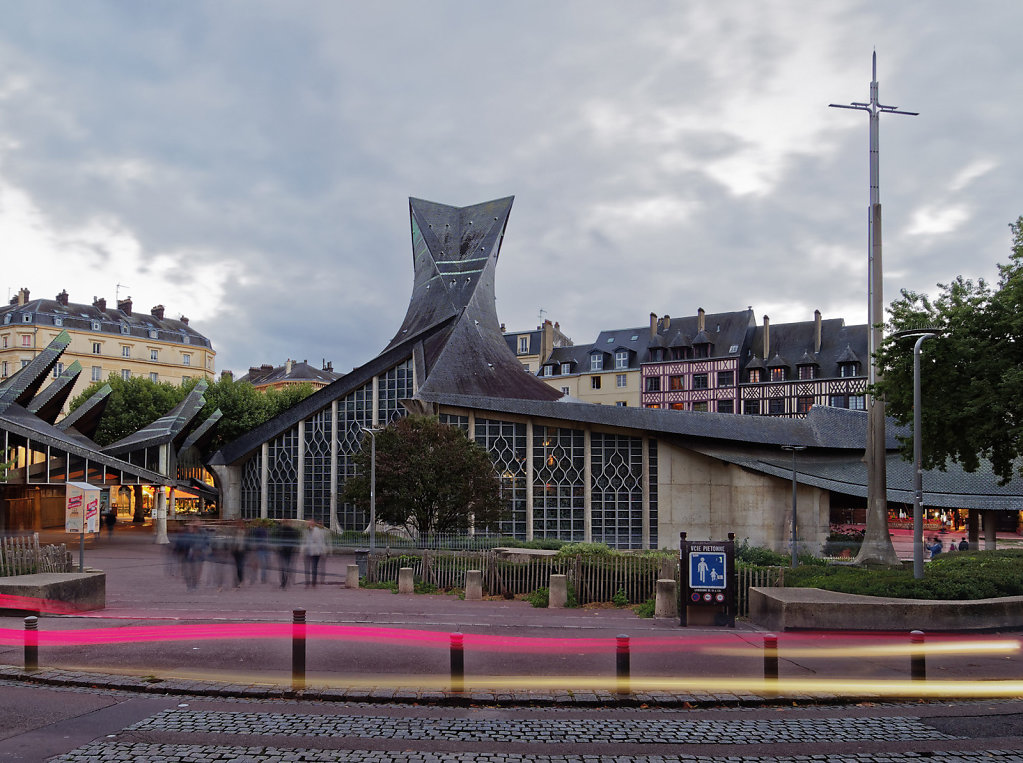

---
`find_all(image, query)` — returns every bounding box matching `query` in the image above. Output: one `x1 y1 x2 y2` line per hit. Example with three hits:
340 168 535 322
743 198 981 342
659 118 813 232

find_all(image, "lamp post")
893 330 939 578
360 427 380 554
781 445 806 567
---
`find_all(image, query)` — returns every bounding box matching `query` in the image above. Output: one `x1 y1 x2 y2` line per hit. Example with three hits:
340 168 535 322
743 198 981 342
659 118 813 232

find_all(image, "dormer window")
798 366 816 380
590 354 603 372
120 322 130 335
518 336 528 354
769 367 786 382
748 368 762 383
91 320 101 331
694 343 710 358
148 329 158 339
22 313 32 323
560 363 571 375
542 365 553 377
54 316 63 327
614 350 629 370
2 314 9 324
839 362 859 378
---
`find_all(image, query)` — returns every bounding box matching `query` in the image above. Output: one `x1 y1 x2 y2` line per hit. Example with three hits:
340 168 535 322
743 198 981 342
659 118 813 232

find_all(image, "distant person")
229 520 248 587
301 520 330 588
103 507 116 538
275 521 301 588
182 521 208 590
958 537 969 551
928 538 943 559
247 523 270 583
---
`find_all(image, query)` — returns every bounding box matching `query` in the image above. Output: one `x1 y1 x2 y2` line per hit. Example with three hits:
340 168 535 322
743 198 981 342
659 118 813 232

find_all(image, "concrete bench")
0 571 106 613
749 586 1023 631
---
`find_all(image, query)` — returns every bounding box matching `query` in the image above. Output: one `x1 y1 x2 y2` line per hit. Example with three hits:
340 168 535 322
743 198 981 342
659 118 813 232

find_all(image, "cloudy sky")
0 2 1019 376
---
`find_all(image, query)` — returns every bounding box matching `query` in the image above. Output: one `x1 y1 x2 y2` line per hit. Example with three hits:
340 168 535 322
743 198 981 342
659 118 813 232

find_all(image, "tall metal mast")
829 52 918 565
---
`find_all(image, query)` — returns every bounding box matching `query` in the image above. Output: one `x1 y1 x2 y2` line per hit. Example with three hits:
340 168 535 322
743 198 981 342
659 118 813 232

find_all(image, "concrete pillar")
654 578 678 619
464 569 483 601
983 510 998 550
658 556 677 582
398 567 414 594
346 563 359 589
968 510 980 549
549 574 568 608
154 489 168 545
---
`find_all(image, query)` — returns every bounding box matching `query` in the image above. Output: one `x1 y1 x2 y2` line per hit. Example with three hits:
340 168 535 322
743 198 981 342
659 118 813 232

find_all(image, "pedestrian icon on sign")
688 551 727 590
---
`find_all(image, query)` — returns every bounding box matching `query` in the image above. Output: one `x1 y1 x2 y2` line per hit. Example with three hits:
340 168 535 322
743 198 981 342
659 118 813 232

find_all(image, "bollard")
548 574 568 608
615 634 630 695
346 563 360 589
763 633 778 696
24 616 38 672
654 578 678 619
450 632 464 693
292 609 306 691
464 569 483 601
910 630 926 681
398 567 414 594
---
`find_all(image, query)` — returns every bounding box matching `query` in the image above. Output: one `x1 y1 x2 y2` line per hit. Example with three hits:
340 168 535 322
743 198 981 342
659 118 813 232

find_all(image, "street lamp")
893 329 941 579
780 445 806 567
360 427 381 554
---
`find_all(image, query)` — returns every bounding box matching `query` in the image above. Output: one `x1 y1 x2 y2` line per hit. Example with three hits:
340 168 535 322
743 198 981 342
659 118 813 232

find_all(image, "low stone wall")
749 586 1023 631
0 571 106 613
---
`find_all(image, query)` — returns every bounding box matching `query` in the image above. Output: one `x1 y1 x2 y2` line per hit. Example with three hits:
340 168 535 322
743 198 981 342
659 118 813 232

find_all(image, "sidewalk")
4 526 1023 707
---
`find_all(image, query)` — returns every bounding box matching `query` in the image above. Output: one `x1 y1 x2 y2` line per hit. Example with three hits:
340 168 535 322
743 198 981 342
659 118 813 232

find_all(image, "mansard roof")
747 319 867 377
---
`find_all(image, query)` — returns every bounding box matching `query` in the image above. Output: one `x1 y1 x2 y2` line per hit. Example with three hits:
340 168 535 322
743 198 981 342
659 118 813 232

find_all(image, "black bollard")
763 633 778 696
910 630 926 681
616 634 630 695
450 632 464 693
292 609 306 691
24 616 38 672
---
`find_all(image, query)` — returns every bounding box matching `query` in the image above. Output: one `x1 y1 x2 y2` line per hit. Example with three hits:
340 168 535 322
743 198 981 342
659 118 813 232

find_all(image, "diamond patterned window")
303 408 333 526
475 418 527 538
240 452 262 519
532 426 585 541
266 429 298 519
377 358 414 425
648 439 658 549
591 432 644 549
336 382 373 531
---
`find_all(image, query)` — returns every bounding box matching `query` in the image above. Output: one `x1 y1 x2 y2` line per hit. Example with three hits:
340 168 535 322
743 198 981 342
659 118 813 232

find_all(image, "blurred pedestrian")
276 521 300 588
247 522 270 583
182 520 207 590
301 520 329 588
103 506 116 538
230 520 248 587
958 537 969 551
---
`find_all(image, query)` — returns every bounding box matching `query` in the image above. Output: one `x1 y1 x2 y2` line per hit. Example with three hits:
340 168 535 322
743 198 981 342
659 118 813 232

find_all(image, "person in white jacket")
301 520 330 587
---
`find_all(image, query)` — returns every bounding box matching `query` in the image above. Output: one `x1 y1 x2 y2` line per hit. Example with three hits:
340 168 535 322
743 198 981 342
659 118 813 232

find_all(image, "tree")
341 415 505 536
873 216 1023 484
68 375 316 454
68 375 189 446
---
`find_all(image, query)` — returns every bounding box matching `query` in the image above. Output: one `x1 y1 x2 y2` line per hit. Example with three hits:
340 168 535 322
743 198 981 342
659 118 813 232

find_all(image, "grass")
784 549 1023 600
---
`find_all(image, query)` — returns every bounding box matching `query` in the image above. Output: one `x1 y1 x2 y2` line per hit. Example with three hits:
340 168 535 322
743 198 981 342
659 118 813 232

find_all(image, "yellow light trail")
710 639 1021 659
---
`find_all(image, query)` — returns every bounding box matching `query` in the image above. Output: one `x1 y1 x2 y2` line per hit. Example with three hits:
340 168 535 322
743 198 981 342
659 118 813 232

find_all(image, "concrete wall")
208 463 241 520
750 586 1023 632
659 446 830 552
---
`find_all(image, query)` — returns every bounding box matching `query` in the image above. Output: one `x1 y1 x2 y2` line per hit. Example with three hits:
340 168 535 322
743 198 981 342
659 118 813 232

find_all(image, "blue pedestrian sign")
689 551 727 589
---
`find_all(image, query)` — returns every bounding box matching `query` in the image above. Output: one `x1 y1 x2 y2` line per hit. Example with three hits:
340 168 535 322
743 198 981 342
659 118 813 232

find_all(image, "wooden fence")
0 533 74 577
371 550 786 611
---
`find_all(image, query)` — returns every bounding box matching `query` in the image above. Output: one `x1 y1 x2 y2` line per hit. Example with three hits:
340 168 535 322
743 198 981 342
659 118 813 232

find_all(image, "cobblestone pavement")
49 743 1023 762
125 708 954 744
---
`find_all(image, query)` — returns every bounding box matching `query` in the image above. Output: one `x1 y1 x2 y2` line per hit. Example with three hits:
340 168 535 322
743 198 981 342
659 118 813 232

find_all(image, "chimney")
541 319 555 360
151 304 165 320
327 361 333 372
649 312 658 340
763 315 771 359
117 297 132 316
663 314 670 332
17 287 30 306
179 315 189 325
285 359 293 375
697 307 705 333
220 369 234 382
56 290 69 306
93 296 107 312
814 309 822 354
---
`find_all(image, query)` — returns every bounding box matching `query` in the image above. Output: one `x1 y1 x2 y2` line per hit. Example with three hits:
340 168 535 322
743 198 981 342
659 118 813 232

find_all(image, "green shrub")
634 597 656 618
784 549 1023 600
736 539 789 567
526 583 578 608
612 587 629 608
555 542 617 557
